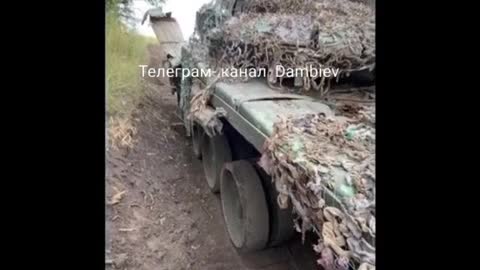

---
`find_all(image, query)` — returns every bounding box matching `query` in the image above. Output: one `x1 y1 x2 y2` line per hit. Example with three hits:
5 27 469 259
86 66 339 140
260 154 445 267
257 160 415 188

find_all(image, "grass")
106 11 157 117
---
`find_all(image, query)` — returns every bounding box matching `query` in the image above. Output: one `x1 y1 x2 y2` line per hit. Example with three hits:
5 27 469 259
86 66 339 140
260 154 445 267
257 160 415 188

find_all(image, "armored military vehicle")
145 1 375 269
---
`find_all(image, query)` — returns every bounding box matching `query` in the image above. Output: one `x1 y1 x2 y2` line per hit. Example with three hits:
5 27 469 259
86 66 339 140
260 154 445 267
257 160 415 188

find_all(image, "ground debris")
119 228 137 232
108 116 137 151
108 188 127 206
113 253 128 268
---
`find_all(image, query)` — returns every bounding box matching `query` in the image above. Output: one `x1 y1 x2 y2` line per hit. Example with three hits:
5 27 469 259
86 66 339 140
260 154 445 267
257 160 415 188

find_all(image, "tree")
106 0 166 26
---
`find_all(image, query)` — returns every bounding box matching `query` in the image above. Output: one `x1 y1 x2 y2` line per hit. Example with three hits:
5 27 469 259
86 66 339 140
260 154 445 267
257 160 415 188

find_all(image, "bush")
106 11 156 117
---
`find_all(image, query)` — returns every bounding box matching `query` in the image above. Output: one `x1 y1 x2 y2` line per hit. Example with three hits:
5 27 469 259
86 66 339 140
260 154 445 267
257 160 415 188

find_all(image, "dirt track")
105 46 318 270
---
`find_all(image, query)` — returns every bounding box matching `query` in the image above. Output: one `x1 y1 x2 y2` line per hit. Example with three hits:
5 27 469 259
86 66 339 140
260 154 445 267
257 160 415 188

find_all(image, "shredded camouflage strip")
187 76 226 136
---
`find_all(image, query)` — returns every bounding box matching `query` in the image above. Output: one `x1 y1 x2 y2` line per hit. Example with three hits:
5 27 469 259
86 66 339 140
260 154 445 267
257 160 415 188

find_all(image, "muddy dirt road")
106 47 318 270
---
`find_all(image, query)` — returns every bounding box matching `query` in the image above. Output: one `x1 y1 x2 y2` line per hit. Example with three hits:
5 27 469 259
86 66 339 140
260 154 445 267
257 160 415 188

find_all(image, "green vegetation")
106 0 165 26
106 11 156 116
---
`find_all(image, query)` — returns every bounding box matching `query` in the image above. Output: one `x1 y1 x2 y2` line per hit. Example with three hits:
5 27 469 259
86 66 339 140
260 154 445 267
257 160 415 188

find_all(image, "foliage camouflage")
183 1 376 269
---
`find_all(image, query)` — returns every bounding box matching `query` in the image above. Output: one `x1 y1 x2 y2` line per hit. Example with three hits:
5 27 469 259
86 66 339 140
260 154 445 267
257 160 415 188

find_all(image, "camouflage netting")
259 105 375 270
188 0 375 129
186 2 375 268
206 0 375 94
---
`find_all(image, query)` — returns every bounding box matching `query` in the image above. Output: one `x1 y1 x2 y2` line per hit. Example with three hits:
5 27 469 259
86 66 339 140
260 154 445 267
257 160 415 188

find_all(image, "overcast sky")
132 0 212 39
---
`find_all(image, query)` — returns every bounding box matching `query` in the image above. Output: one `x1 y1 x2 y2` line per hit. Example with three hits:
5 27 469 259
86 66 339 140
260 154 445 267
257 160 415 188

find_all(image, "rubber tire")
220 160 270 252
256 167 295 247
349 68 375 87
266 185 295 247
201 133 232 193
191 123 203 160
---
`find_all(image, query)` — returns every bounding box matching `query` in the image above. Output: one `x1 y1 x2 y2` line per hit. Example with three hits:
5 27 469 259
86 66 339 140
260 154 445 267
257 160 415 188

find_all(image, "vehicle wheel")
192 123 203 160
201 133 232 193
256 167 295 247
221 160 270 252
349 68 375 87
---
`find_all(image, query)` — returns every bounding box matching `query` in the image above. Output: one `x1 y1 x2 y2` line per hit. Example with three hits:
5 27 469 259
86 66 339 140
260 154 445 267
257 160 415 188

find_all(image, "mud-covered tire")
268 205 295 246
349 68 375 87
191 123 203 160
266 187 295 247
256 167 295 247
201 133 232 193
220 160 270 252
